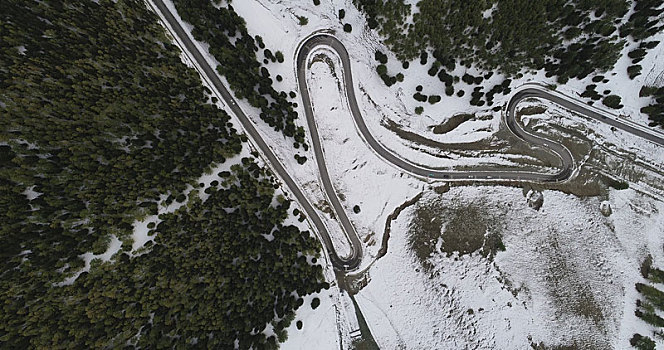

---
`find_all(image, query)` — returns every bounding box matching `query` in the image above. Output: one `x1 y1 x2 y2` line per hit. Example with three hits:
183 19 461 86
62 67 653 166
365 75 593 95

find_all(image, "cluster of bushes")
428 95 442 104
627 41 659 79
602 94 623 109
632 256 664 349
469 87 487 107
422 50 459 89
261 45 285 64
374 50 403 86
375 50 388 65
0 0 326 347
294 154 308 165
619 0 664 41
172 0 307 148
412 86 441 105
580 85 623 108
437 69 456 87
640 86 664 127
581 84 604 102
462 73 484 85
592 75 609 83
409 74 509 108
466 79 512 107
485 79 512 106
630 334 656 350
412 91 426 102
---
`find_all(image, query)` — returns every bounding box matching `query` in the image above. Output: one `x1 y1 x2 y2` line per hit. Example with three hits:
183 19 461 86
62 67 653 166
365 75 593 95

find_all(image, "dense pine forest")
0 0 326 348
353 0 664 127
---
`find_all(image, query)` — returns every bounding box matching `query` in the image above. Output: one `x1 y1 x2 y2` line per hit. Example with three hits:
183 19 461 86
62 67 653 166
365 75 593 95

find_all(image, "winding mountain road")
148 0 361 270
148 1 663 271
297 34 664 184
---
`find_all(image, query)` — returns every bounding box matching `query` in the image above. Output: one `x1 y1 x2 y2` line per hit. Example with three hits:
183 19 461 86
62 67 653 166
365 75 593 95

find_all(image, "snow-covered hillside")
157 0 664 348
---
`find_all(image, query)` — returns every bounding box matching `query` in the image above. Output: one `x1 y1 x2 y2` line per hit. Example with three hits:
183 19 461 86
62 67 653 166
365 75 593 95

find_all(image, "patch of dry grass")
407 192 505 270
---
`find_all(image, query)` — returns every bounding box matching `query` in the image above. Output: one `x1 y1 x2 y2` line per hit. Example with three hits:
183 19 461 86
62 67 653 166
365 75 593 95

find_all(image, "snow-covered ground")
356 186 664 349
280 285 342 350
225 0 663 173
149 0 664 348
306 47 543 171
521 99 664 181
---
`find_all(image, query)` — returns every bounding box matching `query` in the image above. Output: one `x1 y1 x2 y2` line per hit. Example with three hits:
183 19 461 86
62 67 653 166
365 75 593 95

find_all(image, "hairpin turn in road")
149 1 663 271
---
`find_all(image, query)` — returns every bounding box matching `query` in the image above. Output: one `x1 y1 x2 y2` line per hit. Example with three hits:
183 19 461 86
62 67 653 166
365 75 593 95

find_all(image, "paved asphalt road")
149 0 361 271
297 34 664 184
148 4 663 271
